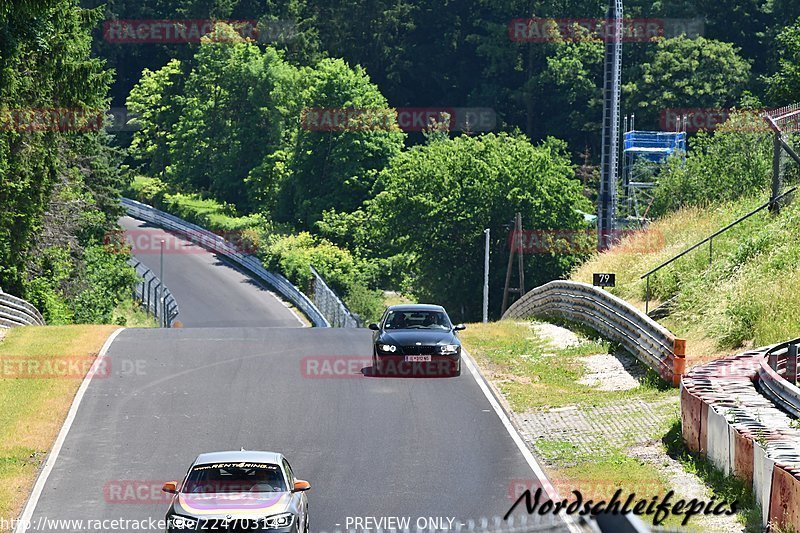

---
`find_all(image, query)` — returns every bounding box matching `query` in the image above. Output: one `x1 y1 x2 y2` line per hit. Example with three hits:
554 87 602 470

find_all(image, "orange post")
672 338 687 386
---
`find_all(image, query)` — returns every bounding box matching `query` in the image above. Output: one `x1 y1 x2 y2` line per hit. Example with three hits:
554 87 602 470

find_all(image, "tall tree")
623 36 751 130
0 0 113 294
764 18 800 104
363 133 591 321
275 58 405 227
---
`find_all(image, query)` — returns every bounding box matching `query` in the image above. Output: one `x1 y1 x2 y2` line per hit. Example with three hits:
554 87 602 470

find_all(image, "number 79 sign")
592 273 615 287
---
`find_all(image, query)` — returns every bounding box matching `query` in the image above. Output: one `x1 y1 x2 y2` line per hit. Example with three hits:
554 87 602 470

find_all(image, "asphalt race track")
26 328 561 532
119 217 301 328
19 215 564 532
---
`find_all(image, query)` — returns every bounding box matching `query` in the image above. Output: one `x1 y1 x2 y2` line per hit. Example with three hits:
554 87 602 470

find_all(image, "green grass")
129 175 265 232
111 300 158 328
460 320 754 530
381 291 415 308
460 320 675 410
572 194 800 363
663 418 762 531
0 325 118 522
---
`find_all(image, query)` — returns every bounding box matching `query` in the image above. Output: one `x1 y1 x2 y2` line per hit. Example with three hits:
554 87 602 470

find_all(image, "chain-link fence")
130 259 179 327
309 266 362 328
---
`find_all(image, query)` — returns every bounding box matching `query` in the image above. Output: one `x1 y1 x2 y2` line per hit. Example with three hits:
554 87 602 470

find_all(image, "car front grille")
401 345 438 355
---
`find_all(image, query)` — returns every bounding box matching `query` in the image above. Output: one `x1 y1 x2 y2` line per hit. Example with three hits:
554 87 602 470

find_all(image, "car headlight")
439 344 460 354
378 343 397 353
263 512 294 529
167 515 198 530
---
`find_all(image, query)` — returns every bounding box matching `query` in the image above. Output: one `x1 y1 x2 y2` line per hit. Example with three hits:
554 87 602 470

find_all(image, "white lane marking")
461 349 583 533
13 327 126 533
280 298 308 327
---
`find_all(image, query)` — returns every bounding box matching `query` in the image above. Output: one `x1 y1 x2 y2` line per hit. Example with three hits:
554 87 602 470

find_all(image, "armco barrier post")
787 344 797 385
672 338 687 386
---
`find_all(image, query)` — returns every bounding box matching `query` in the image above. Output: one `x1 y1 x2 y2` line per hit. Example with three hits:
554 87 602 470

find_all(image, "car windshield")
384 310 451 330
182 462 286 493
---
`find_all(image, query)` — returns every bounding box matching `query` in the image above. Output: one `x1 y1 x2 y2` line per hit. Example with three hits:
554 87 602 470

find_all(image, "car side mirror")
453 324 466 331
293 480 311 492
162 481 178 494
368 323 380 331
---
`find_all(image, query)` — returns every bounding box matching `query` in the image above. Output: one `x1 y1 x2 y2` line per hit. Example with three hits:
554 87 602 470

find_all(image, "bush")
652 111 772 216
259 232 383 322
71 245 140 324
128 176 266 233
24 244 138 325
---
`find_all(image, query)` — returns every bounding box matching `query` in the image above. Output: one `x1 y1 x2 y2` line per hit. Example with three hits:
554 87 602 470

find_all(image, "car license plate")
405 355 431 362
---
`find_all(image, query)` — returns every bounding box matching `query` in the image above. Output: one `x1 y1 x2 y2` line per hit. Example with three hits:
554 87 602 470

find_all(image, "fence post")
770 133 783 213
709 237 713 266
145 276 154 315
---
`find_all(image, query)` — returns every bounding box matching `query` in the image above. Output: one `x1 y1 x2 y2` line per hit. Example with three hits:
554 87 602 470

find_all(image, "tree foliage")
0 0 134 323
764 18 800 104
624 37 752 129
652 111 773 215
275 58 405 228
360 134 591 321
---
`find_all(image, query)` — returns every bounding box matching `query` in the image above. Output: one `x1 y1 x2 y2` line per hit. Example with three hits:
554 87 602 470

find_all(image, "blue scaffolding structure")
620 115 687 224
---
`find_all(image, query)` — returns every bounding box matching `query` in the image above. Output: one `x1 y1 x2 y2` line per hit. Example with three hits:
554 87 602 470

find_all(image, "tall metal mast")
598 0 623 250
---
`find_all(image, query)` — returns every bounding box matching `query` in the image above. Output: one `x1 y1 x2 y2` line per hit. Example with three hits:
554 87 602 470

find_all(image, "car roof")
192 451 284 465
387 304 446 312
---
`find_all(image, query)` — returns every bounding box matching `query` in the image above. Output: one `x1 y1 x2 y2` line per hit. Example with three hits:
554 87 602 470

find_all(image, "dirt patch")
487 370 535 386
627 441 745 533
578 351 647 391
527 322 580 350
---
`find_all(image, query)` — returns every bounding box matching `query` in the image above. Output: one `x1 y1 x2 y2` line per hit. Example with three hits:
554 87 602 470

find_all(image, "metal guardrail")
309 266 361 328
502 280 685 385
121 197 330 327
0 287 45 328
130 259 179 327
759 338 800 418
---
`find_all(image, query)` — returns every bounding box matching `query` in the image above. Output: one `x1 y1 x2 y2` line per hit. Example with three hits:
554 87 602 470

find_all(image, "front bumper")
374 353 460 376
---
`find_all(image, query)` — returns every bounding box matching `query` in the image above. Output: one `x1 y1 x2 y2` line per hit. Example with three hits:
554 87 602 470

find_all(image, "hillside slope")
571 194 800 363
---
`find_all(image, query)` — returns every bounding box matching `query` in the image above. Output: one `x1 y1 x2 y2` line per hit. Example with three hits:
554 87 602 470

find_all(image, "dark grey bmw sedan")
369 304 466 377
